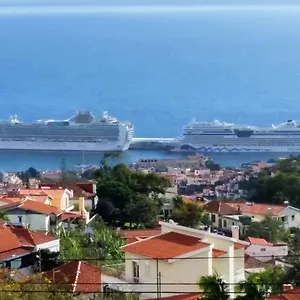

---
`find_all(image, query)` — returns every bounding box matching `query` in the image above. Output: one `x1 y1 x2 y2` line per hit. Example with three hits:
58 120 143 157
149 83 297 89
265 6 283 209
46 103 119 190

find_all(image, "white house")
102 221 248 299
0 199 63 232
0 223 59 277
225 202 300 229
245 237 288 262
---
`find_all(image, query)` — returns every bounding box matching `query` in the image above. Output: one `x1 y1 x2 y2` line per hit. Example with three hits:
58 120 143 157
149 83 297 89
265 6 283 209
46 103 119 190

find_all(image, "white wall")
124 249 211 298
36 239 60 252
246 244 288 262
6 209 48 231
279 207 300 228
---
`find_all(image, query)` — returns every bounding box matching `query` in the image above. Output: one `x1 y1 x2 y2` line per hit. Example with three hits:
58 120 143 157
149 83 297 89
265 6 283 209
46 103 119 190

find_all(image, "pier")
129 137 177 150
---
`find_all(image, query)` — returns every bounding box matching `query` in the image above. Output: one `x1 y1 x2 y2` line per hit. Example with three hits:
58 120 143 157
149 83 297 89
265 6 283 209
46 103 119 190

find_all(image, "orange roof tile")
234 242 247 250
205 201 240 215
268 287 300 300
45 261 101 293
0 225 56 261
19 189 48 196
121 232 210 259
1 199 62 216
146 293 201 300
118 229 161 244
247 237 273 246
212 249 227 257
225 202 288 217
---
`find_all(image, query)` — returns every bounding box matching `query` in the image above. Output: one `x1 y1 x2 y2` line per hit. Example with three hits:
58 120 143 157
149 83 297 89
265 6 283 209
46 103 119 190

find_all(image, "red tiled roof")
205 201 240 215
212 249 227 257
0 248 32 261
0 199 62 216
0 225 56 261
225 202 288 217
146 293 201 300
234 242 247 250
60 212 84 221
118 229 161 242
121 232 210 259
244 254 271 270
19 189 48 196
247 237 273 246
268 287 300 300
45 261 101 293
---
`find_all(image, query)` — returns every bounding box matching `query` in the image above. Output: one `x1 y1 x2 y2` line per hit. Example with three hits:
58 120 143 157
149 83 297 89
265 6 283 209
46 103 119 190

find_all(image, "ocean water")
0 2 300 170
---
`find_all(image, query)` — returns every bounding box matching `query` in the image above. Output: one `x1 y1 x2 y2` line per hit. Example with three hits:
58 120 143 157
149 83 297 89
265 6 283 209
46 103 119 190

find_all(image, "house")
102 221 248 299
224 201 300 228
268 285 300 299
204 201 248 235
145 293 201 300
39 181 97 210
45 260 102 298
0 199 63 232
245 237 288 262
0 223 59 277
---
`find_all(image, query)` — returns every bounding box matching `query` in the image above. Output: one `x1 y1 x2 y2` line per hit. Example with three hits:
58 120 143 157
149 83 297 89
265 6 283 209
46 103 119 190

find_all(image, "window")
223 220 227 227
211 214 216 223
281 216 285 222
18 216 23 223
145 262 150 277
261 248 266 252
133 261 139 283
292 215 295 221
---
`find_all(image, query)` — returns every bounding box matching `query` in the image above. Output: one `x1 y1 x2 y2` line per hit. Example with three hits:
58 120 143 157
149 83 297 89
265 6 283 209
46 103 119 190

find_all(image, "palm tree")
235 281 265 300
198 274 229 300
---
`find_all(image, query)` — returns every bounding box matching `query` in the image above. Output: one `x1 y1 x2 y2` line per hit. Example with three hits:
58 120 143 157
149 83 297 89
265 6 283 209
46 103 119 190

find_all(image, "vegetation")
242 215 288 243
198 274 230 300
59 220 124 266
0 273 73 300
170 196 210 228
241 156 300 208
0 211 9 222
94 163 170 228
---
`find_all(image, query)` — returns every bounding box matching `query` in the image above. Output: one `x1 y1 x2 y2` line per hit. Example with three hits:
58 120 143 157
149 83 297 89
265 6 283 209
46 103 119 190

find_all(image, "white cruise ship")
174 119 300 153
0 111 134 152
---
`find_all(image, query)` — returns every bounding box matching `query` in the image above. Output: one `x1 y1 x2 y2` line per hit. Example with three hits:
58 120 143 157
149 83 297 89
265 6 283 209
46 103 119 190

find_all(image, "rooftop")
45 260 101 293
246 237 273 246
121 231 210 259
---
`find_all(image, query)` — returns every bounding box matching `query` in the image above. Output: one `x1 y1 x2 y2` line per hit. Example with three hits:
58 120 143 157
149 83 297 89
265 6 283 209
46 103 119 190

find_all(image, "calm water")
0 2 300 170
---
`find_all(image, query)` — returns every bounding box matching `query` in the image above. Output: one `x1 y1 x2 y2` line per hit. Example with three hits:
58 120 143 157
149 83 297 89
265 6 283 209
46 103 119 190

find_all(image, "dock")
129 137 177 150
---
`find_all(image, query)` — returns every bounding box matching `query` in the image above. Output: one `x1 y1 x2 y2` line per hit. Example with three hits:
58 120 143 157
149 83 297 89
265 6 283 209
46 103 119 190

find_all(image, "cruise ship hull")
172 144 300 153
0 140 131 152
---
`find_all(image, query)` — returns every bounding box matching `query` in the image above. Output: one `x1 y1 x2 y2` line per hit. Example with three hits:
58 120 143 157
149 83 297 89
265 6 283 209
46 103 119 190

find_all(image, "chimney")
283 284 293 292
78 197 85 214
231 225 240 240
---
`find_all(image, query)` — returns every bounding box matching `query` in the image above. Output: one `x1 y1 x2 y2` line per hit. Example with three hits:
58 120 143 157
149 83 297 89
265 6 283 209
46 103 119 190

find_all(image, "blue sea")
0 0 300 170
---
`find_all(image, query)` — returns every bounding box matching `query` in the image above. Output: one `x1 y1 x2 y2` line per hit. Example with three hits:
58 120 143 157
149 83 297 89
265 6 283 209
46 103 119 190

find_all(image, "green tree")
235 281 264 300
0 211 9 222
171 202 209 228
245 265 285 296
198 274 229 300
243 215 288 243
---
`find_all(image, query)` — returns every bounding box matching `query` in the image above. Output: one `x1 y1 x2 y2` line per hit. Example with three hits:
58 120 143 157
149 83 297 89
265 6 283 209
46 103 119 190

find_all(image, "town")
1 153 300 299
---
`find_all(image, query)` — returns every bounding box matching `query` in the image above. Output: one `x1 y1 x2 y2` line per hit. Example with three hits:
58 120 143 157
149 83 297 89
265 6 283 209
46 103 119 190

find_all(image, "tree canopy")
170 196 210 228
94 163 170 228
243 215 288 243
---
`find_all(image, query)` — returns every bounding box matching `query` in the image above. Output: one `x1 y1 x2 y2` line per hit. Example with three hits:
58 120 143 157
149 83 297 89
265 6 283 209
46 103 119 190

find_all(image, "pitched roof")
0 225 56 261
118 229 161 244
246 237 273 246
121 231 210 259
244 254 271 270
224 202 289 217
205 201 240 215
146 293 201 300
0 199 62 216
212 249 227 257
19 189 48 196
45 261 101 293
268 287 300 300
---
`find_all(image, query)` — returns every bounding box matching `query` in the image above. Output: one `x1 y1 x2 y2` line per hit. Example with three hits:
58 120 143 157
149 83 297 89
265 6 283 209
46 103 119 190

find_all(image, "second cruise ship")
173 119 300 153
